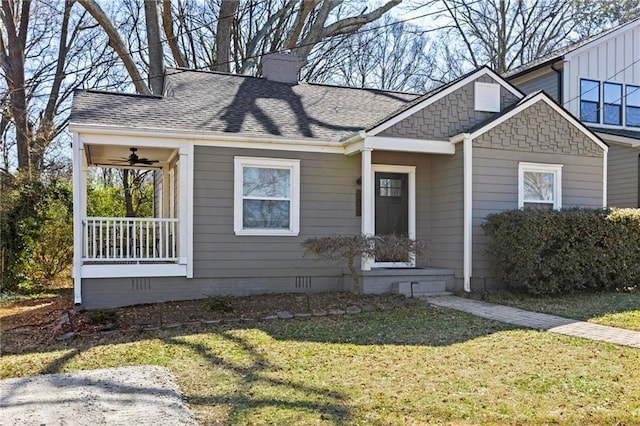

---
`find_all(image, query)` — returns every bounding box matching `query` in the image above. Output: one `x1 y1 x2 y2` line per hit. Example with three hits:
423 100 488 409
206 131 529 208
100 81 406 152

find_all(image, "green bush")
482 208 640 295
1 173 73 293
206 295 236 313
86 309 119 325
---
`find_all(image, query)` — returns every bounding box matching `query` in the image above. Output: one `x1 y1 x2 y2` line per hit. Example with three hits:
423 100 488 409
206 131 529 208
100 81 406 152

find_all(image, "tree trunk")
122 169 135 217
162 0 187 68
292 0 402 69
145 0 164 95
78 0 152 95
1 0 32 172
215 0 239 72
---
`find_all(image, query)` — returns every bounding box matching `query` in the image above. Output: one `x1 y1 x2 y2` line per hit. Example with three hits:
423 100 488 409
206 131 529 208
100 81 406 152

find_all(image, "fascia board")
70 123 344 153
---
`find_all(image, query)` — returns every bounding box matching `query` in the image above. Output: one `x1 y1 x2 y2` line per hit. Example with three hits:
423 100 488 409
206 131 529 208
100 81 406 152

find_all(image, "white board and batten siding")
564 23 640 118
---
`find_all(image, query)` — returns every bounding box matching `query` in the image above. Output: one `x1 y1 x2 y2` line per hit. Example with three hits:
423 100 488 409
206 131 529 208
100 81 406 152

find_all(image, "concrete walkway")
424 296 640 348
0 366 199 425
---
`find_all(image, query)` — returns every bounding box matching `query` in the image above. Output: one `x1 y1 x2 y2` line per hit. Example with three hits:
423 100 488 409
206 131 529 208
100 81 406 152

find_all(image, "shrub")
482 208 640 295
302 234 426 294
1 173 73 293
206 295 236 313
87 309 119 325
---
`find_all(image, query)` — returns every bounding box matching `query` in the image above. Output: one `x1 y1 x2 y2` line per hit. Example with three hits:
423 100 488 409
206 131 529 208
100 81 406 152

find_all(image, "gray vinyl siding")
428 143 464 277
81 275 344 309
511 69 560 101
193 145 360 279
470 99 605 284
380 75 521 140
607 142 640 207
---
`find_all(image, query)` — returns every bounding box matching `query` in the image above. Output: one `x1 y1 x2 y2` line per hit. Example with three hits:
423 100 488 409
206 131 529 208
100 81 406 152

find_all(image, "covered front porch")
71 128 194 304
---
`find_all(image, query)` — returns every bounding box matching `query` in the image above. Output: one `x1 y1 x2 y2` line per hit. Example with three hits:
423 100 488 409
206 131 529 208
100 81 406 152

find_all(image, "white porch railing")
83 217 179 262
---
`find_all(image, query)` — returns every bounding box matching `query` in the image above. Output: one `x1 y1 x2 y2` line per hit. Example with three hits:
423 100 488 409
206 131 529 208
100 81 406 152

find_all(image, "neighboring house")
506 18 640 207
70 55 606 308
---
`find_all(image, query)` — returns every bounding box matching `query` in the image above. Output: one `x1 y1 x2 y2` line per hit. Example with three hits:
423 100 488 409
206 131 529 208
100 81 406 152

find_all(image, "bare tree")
155 0 403 75
77 0 152 95
215 0 240 72
434 0 640 75
437 0 581 74
144 0 164 94
1 0 123 174
307 16 438 93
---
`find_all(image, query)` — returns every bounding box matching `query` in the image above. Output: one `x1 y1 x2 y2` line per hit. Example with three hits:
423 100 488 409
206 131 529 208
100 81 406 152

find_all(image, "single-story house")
70 55 607 308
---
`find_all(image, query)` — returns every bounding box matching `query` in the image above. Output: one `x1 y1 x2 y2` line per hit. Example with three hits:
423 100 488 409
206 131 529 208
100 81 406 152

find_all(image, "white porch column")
360 148 373 271
72 134 86 305
178 148 188 266
161 165 170 218
463 135 472 292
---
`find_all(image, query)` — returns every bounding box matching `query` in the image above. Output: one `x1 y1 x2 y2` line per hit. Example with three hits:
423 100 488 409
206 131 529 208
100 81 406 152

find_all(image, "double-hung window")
627 85 640 127
234 157 300 236
518 162 562 210
603 82 622 125
580 79 599 123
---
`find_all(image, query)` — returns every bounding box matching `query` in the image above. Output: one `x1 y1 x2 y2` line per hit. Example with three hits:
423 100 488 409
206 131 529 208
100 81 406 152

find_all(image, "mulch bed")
1 288 410 355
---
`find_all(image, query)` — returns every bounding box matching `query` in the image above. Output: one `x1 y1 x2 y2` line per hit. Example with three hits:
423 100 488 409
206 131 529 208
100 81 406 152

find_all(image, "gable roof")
505 17 640 79
452 90 607 152
71 68 418 142
366 67 523 136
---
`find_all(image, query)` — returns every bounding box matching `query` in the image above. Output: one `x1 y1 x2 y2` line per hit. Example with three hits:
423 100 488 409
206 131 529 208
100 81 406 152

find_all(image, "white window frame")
234 156 300 236
474 82 501 112
518 162 563 210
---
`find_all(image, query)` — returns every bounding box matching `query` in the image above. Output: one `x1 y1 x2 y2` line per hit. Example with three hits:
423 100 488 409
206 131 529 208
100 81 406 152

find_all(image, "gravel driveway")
0 366 199 425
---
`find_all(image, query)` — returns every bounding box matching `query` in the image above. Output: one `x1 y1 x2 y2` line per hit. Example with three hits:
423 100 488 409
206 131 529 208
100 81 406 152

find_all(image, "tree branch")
78 0 152 95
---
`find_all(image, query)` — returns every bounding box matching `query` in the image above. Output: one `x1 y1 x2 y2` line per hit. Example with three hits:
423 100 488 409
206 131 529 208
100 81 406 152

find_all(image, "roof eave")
69 122 343 148
506 55 564 80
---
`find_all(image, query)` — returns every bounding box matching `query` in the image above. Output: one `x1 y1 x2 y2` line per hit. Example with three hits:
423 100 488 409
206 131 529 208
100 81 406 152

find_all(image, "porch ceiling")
85 144 176 168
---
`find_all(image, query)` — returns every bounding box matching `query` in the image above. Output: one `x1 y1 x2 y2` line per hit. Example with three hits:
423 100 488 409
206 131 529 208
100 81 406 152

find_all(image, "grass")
2 305 639 425
485 289 640 331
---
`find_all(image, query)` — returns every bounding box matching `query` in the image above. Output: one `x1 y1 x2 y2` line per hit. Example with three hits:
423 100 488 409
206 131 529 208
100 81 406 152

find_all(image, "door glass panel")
379 178 402 197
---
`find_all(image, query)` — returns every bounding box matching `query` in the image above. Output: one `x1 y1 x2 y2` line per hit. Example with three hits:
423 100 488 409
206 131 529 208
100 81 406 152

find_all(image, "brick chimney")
262 52 299 84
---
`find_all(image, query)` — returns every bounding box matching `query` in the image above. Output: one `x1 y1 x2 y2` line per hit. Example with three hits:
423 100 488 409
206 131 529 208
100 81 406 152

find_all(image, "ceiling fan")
110 148 160 166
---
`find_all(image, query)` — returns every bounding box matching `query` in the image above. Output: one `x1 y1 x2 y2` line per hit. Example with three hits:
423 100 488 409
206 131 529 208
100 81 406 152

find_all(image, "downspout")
550 59 563 104
463 134 473 292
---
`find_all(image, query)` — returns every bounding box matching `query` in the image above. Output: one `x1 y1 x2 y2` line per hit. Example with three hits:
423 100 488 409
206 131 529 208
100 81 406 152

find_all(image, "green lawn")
2 305 639 425
485 290 640 331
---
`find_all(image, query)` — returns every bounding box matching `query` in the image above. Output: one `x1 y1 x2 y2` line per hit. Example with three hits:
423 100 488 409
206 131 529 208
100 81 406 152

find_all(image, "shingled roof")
71 68 418 142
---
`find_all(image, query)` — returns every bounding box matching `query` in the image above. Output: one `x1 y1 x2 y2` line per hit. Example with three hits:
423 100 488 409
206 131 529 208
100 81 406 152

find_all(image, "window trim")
518 162 563 210
603 82 622 126
234 156 300 236
579 78 600 124
626 84 640 128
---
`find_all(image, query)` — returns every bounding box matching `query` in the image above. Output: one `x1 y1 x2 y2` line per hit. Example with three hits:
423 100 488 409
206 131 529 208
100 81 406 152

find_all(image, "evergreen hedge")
482 208 640 295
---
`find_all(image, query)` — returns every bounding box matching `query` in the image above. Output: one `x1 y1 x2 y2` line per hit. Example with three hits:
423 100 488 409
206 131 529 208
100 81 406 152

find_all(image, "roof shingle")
71 69 418 142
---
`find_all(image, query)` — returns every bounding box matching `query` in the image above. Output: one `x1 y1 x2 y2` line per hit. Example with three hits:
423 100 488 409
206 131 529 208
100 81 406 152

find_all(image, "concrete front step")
392 281 448 297
353 268 456 295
